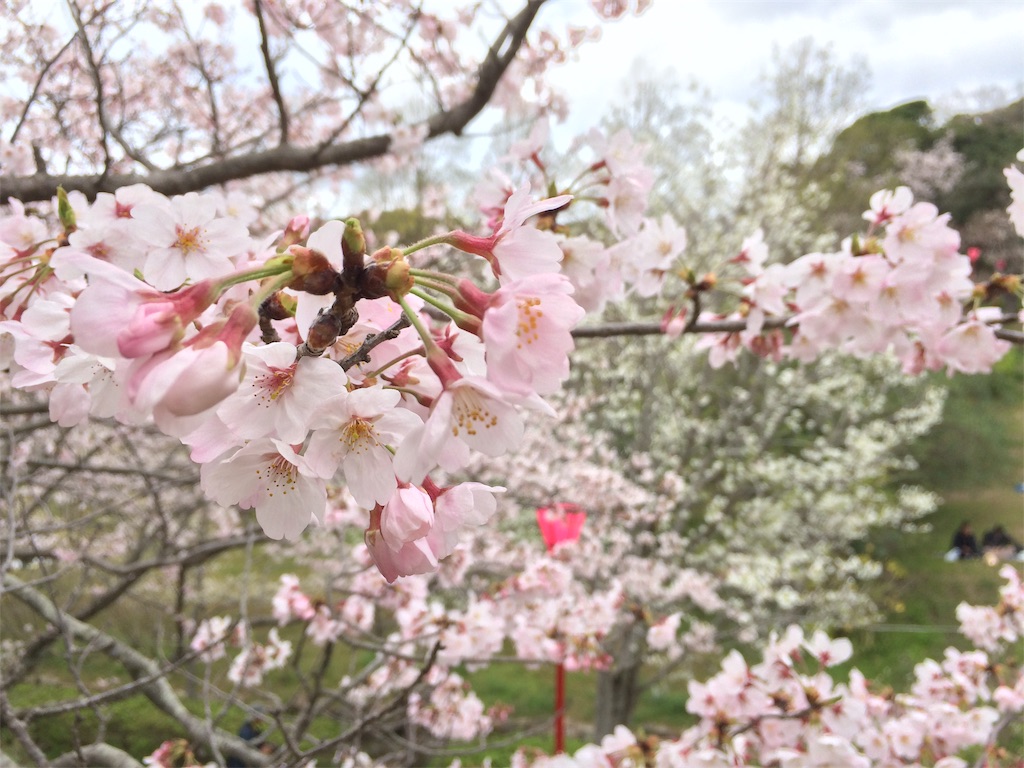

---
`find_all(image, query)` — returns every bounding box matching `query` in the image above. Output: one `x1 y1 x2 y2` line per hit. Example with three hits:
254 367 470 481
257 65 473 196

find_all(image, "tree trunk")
593 619 647 740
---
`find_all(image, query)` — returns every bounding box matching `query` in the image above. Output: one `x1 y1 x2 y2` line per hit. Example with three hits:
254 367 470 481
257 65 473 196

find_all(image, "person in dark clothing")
982 525 1022 556
226 713 273 768
951 521 980 559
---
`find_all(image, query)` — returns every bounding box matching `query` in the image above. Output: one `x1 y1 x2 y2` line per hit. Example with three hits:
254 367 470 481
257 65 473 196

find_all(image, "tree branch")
340 315 412 370
2 0 549 203
0 693 49 766
573 313 1024 345
572 316 791 339
52 743 143 768
2 573 270 767
253 0 289 145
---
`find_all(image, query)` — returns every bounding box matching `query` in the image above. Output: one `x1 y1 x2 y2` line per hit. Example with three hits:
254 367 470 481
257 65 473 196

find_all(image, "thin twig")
253 0 289 145
340 315 412 370
3 0 550 202
294 642 442 763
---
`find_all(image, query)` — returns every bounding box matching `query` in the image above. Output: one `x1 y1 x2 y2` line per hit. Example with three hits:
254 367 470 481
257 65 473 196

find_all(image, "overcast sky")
541 0 1023 135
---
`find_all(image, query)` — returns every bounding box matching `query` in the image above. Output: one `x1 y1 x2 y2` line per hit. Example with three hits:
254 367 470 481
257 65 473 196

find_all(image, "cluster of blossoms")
189 615 291 687
517 565 1024 768
187 553 623 742
2 137 1022 588
0 178 590 582
690 187 1019 374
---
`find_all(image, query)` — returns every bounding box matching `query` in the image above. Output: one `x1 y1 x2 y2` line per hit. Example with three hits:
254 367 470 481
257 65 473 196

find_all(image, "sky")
541 0 1024 135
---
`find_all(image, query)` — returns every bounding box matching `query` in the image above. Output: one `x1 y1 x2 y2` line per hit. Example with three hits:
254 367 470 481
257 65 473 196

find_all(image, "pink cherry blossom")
471 273 586 396
830 254 889 304
557 234 617 313
200 439 326 540
55 249 224 366
936 319 1011 375
864 186 914 226
426 480 505 559
364 521 438 584
304 386 421 509
882 201 960 265
380 485 435 547
129 341 238 416
217 341 348 444
732 229 769 274
130 191 251 290
1004 163 1024 237
393 372 524 485
448 183 571 282
271 574 316 625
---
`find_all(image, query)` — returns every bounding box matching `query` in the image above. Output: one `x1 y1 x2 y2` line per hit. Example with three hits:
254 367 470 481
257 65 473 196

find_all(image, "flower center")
516 297 543 348
259 455 298 498
174 225 206 255
342 417 378 453
255 367 294 404
452 389 498 437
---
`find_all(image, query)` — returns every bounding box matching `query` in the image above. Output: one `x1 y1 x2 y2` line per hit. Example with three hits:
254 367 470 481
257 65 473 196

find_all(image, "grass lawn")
844 350 1023 688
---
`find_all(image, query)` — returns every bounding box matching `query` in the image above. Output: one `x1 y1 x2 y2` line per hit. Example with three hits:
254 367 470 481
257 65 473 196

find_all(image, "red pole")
536 504 585 756
554 661 565 753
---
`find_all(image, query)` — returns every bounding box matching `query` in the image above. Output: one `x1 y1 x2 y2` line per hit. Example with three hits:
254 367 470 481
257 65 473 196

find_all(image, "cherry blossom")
305 387 421 508
217 340 348 444
200 439 327 540
129 192 251 290
447 183 571 281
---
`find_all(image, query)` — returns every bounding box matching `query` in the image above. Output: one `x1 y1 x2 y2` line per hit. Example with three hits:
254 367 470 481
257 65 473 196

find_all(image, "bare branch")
340 315 412 370
0 693 49 766
52 743 143 768
9 33 78 144
572 316 791 339
294 642 442 763
995 327 1024 343
65 0 114 176
3 573 271 767
573 313 1024 345
253 0 289 145
2 0 549 203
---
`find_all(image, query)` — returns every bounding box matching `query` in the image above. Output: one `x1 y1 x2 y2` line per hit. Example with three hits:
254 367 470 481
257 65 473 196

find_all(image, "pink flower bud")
117 279 219 358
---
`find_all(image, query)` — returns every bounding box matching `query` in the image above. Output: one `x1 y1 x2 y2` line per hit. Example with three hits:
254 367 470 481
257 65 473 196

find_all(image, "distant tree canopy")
942 98 1024 223
813 97 1023 274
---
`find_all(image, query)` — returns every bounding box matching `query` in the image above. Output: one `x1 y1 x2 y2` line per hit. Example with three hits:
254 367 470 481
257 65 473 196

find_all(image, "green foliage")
907 346 1023 491
812 100 938 235
940 98 1024 224
371 207 447 246
846 348 1024 688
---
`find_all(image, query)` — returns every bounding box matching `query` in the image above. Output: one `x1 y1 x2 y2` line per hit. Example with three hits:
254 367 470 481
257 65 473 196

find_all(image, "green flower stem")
409 287 475 326
402 233 453 256
363 347 424 380
409 267 459 286
251 273 295 307
397 294 439 353
215 260 294 294
410 275 460 297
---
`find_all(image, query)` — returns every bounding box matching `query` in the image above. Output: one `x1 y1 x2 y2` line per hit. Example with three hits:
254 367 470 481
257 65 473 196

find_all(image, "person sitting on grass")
950 521 980 560
981 524 1023 560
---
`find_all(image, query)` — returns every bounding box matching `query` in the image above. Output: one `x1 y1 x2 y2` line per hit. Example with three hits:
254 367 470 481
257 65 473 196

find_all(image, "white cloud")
543 0 1023 135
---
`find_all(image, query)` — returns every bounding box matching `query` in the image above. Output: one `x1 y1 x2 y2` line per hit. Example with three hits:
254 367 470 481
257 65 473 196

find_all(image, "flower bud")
370 246 403 263
287 246 339 295
384 259 413 296
342 217 366 273
56 187 77 233
696 272 717 291
280 215 310 248
361 252 412 300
